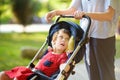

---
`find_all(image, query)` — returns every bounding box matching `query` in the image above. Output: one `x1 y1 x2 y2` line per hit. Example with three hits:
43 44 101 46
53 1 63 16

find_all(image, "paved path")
68 59 120 80
0 24 51 33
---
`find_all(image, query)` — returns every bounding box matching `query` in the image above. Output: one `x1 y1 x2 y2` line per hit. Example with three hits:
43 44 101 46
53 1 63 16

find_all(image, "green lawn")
116 35 120 58
0 32 48 71
0 32 120 71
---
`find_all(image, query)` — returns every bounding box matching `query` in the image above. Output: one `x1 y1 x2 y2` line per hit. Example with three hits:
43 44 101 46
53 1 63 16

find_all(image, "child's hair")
52 28 71 42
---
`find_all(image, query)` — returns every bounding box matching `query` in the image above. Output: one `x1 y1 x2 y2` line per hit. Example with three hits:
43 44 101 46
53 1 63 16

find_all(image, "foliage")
11 0 42 26
47 0 70 11
0 0 11 14
116 35 120 58
0 0 71 24
0 0 13 24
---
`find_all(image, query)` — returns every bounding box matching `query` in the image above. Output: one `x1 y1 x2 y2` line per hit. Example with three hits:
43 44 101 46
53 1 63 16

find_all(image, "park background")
0 0 120 79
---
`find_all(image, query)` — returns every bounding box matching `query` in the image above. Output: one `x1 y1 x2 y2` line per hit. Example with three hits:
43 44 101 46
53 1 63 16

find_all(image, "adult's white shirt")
70 0 119 38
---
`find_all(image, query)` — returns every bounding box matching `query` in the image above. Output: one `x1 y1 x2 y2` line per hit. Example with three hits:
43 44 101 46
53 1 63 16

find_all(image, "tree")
11 0 41 32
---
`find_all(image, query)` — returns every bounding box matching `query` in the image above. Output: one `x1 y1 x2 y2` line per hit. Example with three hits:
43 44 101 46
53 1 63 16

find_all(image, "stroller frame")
27 15 91 80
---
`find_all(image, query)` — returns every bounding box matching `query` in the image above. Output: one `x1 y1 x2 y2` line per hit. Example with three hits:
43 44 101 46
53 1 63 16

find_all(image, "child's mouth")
60 43 65 46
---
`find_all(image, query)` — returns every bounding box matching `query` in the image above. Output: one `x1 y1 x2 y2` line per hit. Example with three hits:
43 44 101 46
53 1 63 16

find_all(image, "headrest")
47 21 84 47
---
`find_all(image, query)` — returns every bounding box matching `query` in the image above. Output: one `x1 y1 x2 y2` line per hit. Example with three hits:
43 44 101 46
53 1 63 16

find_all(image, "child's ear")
51 40 55 47
48 46 53 51
51 41 56 50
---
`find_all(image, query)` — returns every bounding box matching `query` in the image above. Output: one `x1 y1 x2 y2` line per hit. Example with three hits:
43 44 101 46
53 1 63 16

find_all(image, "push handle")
55 15 91 23
81 15 91 42
55 15 73 23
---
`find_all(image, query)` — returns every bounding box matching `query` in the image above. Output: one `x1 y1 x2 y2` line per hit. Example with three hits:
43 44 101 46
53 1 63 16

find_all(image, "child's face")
53 31 70 53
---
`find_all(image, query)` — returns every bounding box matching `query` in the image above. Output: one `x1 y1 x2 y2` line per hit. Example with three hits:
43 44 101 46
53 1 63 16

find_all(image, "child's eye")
59 36 63 39
65 38 69 41
58 35 69 41
58 36 63 39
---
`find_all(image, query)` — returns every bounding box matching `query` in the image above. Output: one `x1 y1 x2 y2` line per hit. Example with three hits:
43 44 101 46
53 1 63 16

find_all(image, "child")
0 28 71 80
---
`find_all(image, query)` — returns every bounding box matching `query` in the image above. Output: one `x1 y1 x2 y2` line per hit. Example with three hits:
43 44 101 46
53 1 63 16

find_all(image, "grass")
0 32 120 71
116 34 120 58
0 32 48 71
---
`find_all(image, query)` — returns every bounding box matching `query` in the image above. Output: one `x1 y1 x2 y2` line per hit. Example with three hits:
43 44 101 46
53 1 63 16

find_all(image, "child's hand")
74 11 85 19
45 10 56 23
66 50 73 54
48 46 53 51
14 77 18 80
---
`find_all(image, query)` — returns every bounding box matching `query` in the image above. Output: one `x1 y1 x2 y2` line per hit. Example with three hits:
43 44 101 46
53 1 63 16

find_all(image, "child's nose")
62 38 66 41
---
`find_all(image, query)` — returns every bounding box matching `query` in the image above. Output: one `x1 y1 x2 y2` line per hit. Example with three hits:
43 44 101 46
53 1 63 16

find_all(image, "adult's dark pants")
85 36 116 80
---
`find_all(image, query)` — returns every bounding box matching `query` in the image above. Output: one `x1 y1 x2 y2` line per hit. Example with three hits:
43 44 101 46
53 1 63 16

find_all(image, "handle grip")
55 15 91 23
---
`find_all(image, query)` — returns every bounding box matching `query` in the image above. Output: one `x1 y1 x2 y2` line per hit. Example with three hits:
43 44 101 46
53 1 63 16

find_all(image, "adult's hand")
45 10 56 23
73 10 85 19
